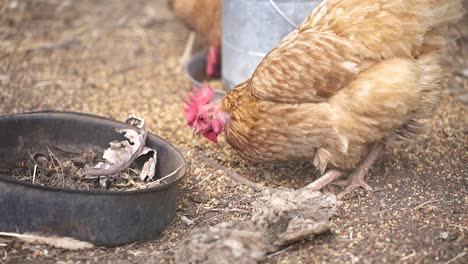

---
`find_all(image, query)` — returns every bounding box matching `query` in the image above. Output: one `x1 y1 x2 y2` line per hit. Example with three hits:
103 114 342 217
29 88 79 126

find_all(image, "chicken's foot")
337 142 383 199
306 169 344 191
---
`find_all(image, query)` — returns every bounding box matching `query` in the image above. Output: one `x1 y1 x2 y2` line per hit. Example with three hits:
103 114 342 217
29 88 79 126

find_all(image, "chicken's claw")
337 174 373 199
337 142 382 198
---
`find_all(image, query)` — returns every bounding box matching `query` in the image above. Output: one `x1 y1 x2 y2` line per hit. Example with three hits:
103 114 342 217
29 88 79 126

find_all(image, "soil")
0 0 467 263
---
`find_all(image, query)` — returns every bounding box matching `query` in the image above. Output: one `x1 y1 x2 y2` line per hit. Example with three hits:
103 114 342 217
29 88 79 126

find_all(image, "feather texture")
169 0 221 48
221 0 464 173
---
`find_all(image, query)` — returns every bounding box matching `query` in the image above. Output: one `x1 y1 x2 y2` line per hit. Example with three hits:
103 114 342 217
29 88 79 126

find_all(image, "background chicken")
168 0 222 77
184 0 464 197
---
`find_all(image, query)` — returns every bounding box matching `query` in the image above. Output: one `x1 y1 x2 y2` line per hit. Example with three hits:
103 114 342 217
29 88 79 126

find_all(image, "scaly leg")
306 169 345 191
338 142 383 199
178 31 196 72
206 45 221 78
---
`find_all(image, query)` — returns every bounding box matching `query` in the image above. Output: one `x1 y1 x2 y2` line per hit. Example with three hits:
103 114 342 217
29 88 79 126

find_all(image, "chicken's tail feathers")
392 0 462 138
415 0 465 55
388 51 445 145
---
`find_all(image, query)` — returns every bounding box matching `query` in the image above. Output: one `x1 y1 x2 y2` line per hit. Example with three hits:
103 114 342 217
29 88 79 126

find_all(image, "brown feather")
169 0 221 48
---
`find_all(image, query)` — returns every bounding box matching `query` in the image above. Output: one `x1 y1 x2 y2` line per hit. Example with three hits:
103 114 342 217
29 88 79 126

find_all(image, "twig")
144 165 184 188
419 225 428 231
108 64 141 79
33 79 67 88
191 170 215 188
74 253 116 260
117 171 140 189
207 208 250 213
121 241 139 251
180 215 195 226
448 224 468 231
127 168 140 175
371 187 385 193
47 147 65 187
27 152 36 162
401 252 417 261
264 244 296 259
32 165 37 184
178 31 196 71
443 252 466 264
231 190 263 207
0 232 93 250
414 199 437 210
200 156 266 191
83 175 99 180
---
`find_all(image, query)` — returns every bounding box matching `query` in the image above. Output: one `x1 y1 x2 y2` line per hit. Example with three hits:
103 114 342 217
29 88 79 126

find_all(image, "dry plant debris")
3 114 180 191
84 114 161 188
175 188 339 263
251 188 339 248
0 232 94 250
175 222 267 264
5 147 151 191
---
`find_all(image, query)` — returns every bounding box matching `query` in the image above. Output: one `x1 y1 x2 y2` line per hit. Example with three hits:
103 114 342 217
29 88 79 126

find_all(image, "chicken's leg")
306 169 344 191
206 45 221 78
178 31 196 72
338 142 383 199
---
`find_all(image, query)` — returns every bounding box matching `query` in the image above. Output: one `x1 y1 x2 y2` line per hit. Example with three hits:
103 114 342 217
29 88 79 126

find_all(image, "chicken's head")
183 84 228 143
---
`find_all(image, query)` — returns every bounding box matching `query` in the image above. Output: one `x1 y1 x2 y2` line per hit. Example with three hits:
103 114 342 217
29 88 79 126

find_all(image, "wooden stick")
444 252 466 264
414 199 437 210
200 156 266 191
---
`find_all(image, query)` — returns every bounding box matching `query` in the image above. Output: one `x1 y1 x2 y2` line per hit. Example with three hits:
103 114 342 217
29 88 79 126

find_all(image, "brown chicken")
183 0 464 197
169 0 222 77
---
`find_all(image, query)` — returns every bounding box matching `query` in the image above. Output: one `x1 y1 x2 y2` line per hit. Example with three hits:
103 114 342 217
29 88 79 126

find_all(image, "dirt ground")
0 0 466 263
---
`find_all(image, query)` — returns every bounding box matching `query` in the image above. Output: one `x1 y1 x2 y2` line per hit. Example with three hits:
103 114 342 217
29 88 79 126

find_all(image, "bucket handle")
268 0 299 28
222 39 267 58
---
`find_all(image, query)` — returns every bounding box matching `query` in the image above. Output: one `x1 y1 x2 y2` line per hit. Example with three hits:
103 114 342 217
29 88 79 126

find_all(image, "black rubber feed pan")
185 50 226 100
0 111 187 247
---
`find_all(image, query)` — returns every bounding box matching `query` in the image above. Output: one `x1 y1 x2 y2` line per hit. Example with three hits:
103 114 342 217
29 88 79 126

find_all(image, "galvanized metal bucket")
222 0 323 90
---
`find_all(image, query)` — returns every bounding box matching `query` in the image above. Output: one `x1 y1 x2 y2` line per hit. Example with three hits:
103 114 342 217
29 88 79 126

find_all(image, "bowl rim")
0 110 187 195
185 50 226 96
185 50 205 89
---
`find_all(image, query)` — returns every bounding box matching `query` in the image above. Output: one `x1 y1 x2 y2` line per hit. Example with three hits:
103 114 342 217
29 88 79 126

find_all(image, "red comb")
183 84 215 125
